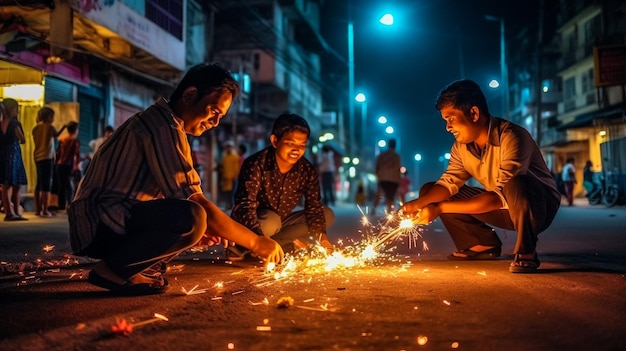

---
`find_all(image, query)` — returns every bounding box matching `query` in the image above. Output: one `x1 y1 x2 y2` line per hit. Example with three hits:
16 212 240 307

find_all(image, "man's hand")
413 203 441 225
250 236 284 264
197 233 229 248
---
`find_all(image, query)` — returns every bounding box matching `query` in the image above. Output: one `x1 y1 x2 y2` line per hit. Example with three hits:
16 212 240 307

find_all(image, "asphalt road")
0 199 625 351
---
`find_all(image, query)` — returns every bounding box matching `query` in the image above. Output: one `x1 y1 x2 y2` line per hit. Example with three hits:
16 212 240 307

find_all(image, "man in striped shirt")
69 63 284 295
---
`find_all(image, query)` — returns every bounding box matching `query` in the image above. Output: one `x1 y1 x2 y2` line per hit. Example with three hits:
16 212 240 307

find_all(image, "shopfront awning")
557 105 625 130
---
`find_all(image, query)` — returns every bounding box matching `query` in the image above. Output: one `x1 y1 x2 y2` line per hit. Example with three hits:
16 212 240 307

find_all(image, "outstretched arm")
190 193 283 264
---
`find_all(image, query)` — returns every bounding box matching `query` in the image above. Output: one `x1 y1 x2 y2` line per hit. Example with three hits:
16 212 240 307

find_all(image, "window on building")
581 68 594 93
584 15 601 45
563 76 576 101
146 0 183 40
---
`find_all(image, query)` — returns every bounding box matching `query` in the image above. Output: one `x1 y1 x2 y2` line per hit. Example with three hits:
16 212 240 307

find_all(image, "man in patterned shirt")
230 114 334 258
68 63 283 295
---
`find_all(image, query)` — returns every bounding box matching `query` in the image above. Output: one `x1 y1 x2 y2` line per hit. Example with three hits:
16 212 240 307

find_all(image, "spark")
181 284 208 295
42 245 55 253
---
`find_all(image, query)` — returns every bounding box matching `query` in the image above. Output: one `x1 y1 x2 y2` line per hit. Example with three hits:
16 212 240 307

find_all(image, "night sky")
320 0 542 184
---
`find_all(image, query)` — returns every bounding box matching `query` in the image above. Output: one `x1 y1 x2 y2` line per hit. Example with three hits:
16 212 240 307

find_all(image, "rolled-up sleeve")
435 143 471 197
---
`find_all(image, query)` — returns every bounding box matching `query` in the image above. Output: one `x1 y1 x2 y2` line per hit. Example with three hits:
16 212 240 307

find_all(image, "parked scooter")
587 171 620 207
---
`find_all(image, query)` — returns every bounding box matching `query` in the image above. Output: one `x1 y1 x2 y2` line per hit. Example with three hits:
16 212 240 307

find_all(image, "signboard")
593 45 626 87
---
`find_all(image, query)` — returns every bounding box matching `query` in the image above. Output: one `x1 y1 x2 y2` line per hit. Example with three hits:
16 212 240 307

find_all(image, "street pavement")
0 198 625 351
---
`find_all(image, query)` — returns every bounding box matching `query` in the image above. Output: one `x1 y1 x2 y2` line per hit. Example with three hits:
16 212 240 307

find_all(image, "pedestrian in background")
31 106 67 217
397 170 411 205
319 145 336 206
401 80 560 273
219 141 239 210
582 160 596 196
54 121 80 212
69 63 283 295
372 138 401 215
561 157 576 206
0 98 28 221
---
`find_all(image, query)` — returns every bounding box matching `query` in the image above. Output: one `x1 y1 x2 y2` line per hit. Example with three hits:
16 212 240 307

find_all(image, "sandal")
88 270 169 295
509 253 540 273
447 246 501 260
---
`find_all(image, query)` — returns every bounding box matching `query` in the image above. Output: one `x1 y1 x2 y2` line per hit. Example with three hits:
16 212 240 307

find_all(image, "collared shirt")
436 117 560 208
231 147 326 237
68 98 202 253
376 149 401 183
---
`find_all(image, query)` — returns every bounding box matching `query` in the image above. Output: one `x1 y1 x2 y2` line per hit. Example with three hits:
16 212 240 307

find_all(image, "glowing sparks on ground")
181 284 208 295
250 209 428 287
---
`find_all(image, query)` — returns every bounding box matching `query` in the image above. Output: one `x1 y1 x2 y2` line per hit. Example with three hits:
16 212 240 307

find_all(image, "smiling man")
68 63 283 295
401 79 560 273
230 113 334 259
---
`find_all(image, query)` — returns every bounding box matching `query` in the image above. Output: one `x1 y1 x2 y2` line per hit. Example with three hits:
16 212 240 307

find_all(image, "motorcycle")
587 172 620 207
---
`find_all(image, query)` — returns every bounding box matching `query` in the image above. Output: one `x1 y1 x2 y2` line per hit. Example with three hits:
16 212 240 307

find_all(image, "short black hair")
388 138 397 149
169 63 240 103
270 113 310 141
435 79 490 117
38 107 54 122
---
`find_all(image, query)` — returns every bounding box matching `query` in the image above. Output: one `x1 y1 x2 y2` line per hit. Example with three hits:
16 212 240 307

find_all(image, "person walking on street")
372 138 401 215
55 121 80 212
401 80 560 273
398 171 411 205
0 98 28 221
31 107 67 217
319 145 336 206
561 157 576 206
68 63 283 295
218 141 239 210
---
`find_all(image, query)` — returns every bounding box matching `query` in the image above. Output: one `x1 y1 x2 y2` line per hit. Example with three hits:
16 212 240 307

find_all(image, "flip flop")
88 270 169 295
509 253 540 273
447 246 501 260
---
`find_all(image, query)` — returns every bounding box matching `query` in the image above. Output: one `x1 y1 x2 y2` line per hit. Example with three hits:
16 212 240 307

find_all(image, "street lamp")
413 153 422 189
485 15 508 118
348 14 393 158
355 92 367 162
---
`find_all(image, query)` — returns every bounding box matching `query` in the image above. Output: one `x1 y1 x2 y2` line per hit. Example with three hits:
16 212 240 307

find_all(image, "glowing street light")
348 14 393 158
385 126 394 134
413 153 422 189
377 115 387 124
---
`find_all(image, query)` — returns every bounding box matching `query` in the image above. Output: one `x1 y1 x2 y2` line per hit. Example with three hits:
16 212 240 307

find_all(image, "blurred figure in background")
54 121 80 212
0 98 28 221
32 106 68 217
561 157 576 206
397 170 411 205
372 138 401 215
319 145 335 206
219 141 239 210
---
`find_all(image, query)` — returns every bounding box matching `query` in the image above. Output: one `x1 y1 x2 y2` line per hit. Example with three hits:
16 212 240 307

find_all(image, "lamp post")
355 92 367 163
485 15 508 118
413 153 422 190
347 13 393 158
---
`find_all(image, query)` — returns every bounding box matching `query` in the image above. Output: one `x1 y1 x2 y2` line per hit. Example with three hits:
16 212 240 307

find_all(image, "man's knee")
181 200 207 245
258 209 282 236
323 206 335 228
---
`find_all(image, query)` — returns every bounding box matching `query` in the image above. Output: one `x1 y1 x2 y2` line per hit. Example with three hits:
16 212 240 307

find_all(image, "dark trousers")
423 174 560 254
55 164 73 210
83 198 206 279
321 172 335 205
